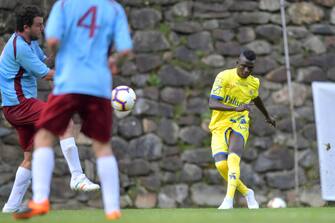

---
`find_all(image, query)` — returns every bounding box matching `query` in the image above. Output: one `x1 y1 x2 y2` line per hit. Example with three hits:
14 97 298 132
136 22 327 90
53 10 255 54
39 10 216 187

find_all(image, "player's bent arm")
252 96 270 118
252 96 276 127
209 97 237 111
16 43 50 78
42 69 55 81
35 43 54 68
46 38 60 57
108 49 133 75
44 53 55 68
116 49 133 58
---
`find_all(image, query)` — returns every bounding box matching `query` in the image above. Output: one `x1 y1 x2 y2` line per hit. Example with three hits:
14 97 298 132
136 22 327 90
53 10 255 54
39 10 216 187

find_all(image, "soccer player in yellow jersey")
209 50 276 209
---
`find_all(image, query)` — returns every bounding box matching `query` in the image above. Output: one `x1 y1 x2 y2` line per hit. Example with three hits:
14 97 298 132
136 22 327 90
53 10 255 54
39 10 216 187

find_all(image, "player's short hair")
241 49 256 61
16 5 44 32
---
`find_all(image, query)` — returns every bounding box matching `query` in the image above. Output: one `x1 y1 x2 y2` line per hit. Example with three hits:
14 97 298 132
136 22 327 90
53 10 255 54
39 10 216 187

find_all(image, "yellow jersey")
208 68 260 131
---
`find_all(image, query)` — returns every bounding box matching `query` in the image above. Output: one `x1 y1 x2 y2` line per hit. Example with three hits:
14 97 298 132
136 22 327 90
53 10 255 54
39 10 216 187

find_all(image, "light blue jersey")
45 0 133 99
0 33 49 106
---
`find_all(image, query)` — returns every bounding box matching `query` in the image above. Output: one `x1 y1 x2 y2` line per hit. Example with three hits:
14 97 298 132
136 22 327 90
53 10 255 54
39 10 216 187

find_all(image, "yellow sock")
226 153 241 199
215 160 249 196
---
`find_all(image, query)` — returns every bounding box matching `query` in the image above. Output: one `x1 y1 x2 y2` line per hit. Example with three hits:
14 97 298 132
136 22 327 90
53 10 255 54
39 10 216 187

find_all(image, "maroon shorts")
2 98 46 151
36 94 112 143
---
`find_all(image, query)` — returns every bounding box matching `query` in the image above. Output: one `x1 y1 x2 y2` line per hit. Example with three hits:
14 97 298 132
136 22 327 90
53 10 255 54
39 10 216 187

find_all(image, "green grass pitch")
1 208 335 223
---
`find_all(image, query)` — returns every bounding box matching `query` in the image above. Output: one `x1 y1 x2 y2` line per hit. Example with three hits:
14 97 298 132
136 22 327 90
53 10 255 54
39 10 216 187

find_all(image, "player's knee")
21 160 31 169
214 153 227 163
92 140 112 157
34 129 55 148
215 160 228 172
228 146 243 157
21 154 32 169
68 119 74 129
227 153 241 170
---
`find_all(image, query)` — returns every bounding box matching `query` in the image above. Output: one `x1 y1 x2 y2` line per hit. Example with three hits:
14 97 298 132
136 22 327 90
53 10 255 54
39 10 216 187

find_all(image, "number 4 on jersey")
77 6 99 38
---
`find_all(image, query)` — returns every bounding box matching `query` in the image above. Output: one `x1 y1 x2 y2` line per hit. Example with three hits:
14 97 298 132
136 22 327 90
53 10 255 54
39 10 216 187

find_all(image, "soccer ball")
267 197 287 208
111 85 136 111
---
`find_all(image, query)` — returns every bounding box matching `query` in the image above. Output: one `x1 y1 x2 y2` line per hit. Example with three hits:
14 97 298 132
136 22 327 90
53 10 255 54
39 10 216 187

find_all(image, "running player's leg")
221 130 258 209
32 128 57 204
229 128 259 209
93 140 121 220
217 131 244 209
212 129 249 197
79 95 120 220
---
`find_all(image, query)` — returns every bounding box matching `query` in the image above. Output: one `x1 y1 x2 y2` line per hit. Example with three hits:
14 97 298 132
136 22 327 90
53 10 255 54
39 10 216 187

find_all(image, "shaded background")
1 0 334 209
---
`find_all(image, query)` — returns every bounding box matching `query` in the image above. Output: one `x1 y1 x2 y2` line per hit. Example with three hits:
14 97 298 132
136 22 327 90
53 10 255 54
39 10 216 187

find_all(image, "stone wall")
1 0 334 209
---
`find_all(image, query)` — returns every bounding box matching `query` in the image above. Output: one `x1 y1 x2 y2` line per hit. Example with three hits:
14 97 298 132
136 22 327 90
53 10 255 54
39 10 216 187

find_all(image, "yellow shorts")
211 122 249 158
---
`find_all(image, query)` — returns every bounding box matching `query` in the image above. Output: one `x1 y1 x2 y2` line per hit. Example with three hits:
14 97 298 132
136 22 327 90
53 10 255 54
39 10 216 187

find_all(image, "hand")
235 103 253 112
265 116 276 127
108 57 118 75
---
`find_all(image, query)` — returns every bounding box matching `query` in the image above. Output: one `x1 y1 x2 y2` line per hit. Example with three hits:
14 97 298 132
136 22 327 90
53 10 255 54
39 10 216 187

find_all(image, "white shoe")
70 174 100 192
245 189 259 209
218 197 233 209
2 203 19 213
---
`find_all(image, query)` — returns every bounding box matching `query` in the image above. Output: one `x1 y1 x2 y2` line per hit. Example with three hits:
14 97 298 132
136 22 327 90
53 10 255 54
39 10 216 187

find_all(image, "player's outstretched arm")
209 97 236 111
252 96 276 127
108 50 133 75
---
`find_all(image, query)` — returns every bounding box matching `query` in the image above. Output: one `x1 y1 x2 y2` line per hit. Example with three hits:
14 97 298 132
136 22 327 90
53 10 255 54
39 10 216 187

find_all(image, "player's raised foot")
13 199 50 219
106 210 122 220
70 174 100 192
218 197 233 210
2 203 19 213
245 189 259 209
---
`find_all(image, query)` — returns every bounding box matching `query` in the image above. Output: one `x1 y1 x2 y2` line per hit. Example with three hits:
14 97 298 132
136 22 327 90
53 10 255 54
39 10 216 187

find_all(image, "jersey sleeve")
16 42 49 78
210 72 226 101
113 4 133 52
45 1 64 41
34 42 47 62
38 46 47 62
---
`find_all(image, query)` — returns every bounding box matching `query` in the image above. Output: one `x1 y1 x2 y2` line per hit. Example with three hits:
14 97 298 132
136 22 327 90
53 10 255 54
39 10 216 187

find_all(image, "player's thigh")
228 130 246 157
15 124 36 151
211 128 230 162
79 95 112 143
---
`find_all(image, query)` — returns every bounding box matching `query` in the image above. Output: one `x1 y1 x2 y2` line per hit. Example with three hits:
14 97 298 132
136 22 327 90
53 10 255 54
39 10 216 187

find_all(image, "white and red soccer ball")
111 85 136 111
